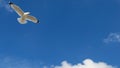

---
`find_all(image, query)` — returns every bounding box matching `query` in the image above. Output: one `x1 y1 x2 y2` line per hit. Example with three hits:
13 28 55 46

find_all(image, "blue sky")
0 0 120 68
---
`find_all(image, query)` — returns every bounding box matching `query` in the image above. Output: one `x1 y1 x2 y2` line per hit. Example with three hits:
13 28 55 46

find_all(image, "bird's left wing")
26 15 39 23
9 2 24 16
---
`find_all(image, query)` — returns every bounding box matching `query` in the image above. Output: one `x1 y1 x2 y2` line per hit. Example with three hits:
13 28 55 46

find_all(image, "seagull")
9 1 39 24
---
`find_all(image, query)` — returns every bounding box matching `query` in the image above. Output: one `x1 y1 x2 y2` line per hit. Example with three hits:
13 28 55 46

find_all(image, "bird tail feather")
17 18 27 24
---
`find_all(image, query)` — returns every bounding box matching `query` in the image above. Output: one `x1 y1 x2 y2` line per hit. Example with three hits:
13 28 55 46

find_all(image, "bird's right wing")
26 15 39 23
9 2 24 16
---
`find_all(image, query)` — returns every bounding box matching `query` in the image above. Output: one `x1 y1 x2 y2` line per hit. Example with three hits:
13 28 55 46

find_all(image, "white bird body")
17 12 30 24
9 2 39 24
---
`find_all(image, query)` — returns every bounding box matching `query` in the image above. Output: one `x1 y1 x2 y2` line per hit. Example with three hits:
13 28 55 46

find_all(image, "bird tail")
17 18 27 24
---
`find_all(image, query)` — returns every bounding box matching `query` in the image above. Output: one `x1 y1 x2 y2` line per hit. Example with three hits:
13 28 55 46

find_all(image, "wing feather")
9 3 24 16
26 15 39 23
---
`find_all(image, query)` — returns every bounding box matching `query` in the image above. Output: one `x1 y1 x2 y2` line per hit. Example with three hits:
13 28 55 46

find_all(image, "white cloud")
53 59 115 68
104 33 120 43
0 0 13 12
0 57 116 68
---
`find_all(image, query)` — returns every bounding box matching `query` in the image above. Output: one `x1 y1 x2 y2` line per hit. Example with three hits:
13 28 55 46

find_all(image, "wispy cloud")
104 33 120 43
0 57 40 68
0 0 13 12
53 59 115 68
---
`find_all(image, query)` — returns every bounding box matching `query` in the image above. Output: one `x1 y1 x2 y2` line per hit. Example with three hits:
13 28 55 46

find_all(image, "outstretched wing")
9 2 24 16
26 15 39 23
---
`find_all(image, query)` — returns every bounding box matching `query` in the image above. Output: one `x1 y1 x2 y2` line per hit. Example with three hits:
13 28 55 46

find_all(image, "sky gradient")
0 0 120 68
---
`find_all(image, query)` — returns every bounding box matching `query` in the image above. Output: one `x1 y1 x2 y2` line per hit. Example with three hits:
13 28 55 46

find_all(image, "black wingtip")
36 20 40 24
9 1 13 5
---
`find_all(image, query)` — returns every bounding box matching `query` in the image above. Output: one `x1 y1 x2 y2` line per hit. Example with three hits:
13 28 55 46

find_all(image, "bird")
9 1 39 24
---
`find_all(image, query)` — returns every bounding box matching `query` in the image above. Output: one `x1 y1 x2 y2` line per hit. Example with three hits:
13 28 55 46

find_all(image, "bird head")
24 12 30 15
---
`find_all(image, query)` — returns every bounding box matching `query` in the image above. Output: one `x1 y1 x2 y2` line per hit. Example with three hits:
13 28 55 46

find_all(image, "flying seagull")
9 1 39 24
